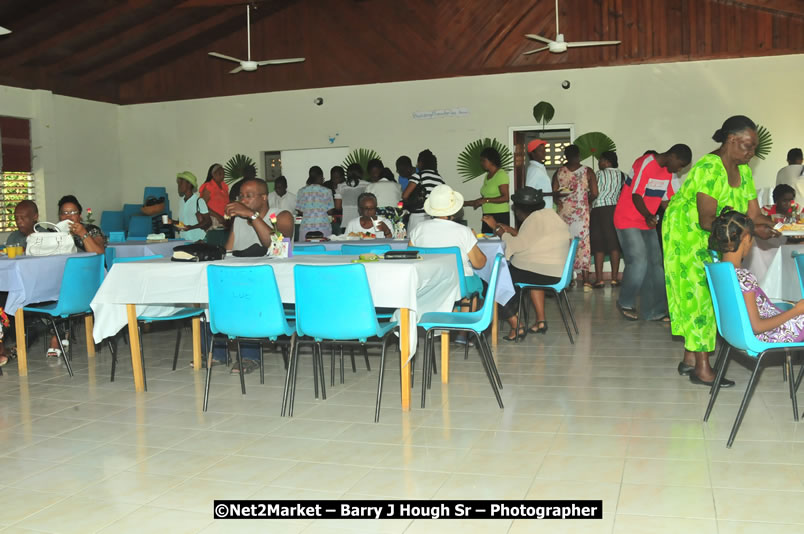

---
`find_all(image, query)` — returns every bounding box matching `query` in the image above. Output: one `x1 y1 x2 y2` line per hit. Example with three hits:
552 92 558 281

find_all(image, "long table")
0 252 97 375
107 239 190 259
90 254 460 410
744 239 804 300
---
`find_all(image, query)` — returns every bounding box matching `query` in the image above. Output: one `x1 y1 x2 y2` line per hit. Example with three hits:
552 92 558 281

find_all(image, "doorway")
509 125 574 192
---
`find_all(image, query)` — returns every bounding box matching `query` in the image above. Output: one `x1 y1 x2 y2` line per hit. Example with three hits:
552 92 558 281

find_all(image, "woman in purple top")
711 210 804 343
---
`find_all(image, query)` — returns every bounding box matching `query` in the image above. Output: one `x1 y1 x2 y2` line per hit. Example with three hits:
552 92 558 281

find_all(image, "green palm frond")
342 148 382 175
574 132 616 162
457 138 514 182
224 154 257 184
754 124 773 160
532 101 555 131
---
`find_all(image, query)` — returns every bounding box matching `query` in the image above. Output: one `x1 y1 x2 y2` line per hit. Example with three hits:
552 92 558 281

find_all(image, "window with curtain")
0 117 34 232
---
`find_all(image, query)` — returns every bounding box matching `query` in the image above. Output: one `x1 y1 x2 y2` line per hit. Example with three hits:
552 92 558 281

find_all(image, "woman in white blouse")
483 187 571 339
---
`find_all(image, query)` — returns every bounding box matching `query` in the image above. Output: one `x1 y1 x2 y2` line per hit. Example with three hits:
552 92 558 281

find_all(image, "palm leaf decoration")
754 124 772 160
342 148 382 175
457 138 514 182
224 154 257 185
574 132 616 163
532 101 555 131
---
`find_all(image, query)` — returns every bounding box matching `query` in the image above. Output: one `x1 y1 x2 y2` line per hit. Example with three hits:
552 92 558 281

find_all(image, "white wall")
117 53 803 230
0 86 121 229
2 53 801 236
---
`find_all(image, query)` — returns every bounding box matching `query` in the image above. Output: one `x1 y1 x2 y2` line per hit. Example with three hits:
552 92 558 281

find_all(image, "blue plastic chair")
515 238 579 344
22 255 111 377
122 204 142 231
109 254 204 390
144 186 170 212
340 244 392 255
287 263 399 422
417 254 505 409
100 211 125 235
704 262 804 447
207 264 294 412
127 216 153 240
293 244 327 255
108 231 125 243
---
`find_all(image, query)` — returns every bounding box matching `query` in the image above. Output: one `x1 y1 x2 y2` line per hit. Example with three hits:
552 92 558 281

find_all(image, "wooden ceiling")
0 0 801 105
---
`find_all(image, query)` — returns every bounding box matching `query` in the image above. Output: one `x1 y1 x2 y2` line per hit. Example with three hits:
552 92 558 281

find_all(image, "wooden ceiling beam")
78 8 244 83
51 4 189 75
0 0 156 71
727 0 804 17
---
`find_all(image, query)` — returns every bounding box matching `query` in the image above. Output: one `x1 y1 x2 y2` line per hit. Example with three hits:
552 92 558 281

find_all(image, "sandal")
46 348 62 358
583 282 593 292
0 354 8 367
619 307 638 321
189 359 224 369
610 280 621 287
591 281 605 289
230 359 259 375
503 327 527 342
529 321 548 335
7 347 17 360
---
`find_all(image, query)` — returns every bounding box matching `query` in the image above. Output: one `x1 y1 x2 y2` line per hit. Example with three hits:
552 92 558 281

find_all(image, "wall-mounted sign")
412 108 470 120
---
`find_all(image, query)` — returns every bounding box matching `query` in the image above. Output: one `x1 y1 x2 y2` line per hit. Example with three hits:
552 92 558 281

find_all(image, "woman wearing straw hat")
484 187 571 339
409 184 487 318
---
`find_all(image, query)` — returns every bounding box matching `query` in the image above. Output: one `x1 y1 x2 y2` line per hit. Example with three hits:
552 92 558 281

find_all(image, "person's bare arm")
552 170 562 210
587 169 599 201
224 227 235 251
744 293 804 334
632 194 657 228
402 181 417 200
696 192 719 232
467 244 486 269
747 198 780 239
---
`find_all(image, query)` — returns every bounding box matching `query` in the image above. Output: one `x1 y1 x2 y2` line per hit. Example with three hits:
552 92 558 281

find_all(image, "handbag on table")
25 221 78 257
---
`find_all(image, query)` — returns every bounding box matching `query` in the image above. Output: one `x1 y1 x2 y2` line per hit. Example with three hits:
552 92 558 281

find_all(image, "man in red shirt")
614 144 692 321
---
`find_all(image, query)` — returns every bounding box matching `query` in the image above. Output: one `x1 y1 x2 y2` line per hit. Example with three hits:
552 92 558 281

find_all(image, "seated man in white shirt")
343 192 393 238
267 175 297 214
224 178 294 251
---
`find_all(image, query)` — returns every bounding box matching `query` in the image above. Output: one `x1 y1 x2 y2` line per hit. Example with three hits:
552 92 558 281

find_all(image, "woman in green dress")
465 147 510 233
663 115 779 387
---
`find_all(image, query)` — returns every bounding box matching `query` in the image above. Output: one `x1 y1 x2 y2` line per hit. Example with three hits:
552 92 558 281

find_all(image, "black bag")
171 242 226 262
403 182 427 212
384 250 419 260
231 244 267 257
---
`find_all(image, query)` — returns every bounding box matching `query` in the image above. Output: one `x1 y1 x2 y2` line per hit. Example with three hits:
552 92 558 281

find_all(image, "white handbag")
26 221 78 256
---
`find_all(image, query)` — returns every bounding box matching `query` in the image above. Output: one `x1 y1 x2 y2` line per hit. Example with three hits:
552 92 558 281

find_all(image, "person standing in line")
589 151 624 288
525 139 553 210
613 144 692 321
553 144 598 289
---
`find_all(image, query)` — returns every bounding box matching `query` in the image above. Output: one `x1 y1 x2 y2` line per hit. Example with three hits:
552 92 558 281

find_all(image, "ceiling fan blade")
525 33 553 45
566 40 621 48
229 66 243 74
0 26 11 36
208 52 243 63
256 58 306 65
523 46 549 55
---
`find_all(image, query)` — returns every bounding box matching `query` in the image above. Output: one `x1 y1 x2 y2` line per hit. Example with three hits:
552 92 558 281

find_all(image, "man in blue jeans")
613 145 692 321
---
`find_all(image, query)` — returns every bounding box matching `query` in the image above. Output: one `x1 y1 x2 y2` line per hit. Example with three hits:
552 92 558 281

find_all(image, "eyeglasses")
60 210 80 216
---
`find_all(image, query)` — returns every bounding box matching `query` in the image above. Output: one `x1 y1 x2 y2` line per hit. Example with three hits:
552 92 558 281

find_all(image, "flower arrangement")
378 201 409 239
267 214 290 257
85 208 95 225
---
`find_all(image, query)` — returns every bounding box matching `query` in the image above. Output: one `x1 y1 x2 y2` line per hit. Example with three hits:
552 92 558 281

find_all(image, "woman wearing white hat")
409 184 487 317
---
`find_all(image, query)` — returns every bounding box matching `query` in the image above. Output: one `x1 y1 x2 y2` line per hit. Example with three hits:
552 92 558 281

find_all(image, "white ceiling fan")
208 5 304 74
523 0 620 55
0 26 11 36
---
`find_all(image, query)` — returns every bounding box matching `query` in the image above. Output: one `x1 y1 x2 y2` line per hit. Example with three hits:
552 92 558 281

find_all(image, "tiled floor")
1 286 803 533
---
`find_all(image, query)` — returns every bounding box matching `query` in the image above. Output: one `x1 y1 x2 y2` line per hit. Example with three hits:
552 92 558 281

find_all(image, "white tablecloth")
107 240 190 259
294 238 516 306
744 239 804 301
90 255 461 354
0 253 97 314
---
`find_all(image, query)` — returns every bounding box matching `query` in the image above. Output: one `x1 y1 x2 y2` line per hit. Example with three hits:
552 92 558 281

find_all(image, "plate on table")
778 223 804 236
